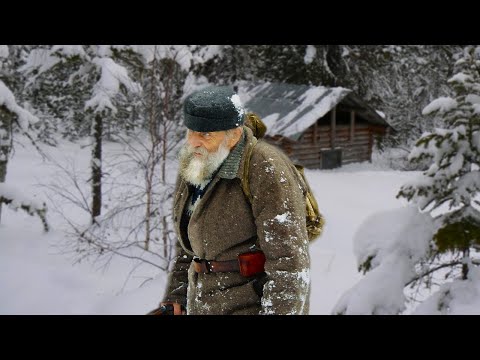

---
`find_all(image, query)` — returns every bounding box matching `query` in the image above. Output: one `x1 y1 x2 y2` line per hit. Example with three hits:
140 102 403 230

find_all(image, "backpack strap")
241 136 258 204
240 136 264 252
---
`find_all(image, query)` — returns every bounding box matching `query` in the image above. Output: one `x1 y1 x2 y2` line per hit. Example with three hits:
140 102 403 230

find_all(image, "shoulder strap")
241 136 258 203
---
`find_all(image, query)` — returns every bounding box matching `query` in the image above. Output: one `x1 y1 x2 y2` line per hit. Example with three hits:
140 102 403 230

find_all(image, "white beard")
179 140 230 189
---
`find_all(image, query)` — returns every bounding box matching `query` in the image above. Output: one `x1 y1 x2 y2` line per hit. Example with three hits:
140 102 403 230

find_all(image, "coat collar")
216 125 256 180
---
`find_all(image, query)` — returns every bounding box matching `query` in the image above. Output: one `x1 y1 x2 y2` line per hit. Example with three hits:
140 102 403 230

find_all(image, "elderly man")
158 85 310 315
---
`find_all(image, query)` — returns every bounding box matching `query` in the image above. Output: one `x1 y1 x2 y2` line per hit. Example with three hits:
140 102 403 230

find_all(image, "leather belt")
193 257 240 274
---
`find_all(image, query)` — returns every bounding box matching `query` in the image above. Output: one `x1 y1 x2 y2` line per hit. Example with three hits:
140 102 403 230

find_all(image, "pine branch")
12 118 50 162
0 196 49 232
406 259 480 287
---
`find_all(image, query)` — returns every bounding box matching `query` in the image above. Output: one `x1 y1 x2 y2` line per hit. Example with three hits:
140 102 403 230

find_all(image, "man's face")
179 130 233 188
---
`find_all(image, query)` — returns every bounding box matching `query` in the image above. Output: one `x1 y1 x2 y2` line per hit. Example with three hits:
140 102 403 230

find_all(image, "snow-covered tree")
22 45 141 223
46 46 214 279
333 46 480 315
340 45 458 167
18 46 90 142
333 206 434 315
398 45 480 273
0 45 47 229
195 45 344 87
114 45 194 253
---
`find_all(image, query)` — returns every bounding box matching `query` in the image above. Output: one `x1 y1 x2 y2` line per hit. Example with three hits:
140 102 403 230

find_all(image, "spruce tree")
22 46 141 223
340 45 458 152
398 46 480 281
333 46 480 315
0 45 45 228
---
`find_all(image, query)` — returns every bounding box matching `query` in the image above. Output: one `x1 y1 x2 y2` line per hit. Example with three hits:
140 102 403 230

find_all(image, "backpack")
241 112 325 242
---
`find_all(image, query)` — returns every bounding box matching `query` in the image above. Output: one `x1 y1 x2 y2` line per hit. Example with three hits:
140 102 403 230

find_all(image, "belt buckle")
204 260 212 273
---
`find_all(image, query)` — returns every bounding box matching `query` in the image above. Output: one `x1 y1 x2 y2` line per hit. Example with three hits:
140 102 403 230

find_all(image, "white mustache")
185 144 208 157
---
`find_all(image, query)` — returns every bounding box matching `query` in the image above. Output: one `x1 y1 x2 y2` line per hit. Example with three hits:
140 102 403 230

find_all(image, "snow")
2 139 480 315
466 94 480 115
230 93 245 120
51 45 87 59
238 81 353 140
414 265 480 315
20 48 78 78
0 225 165 314
182 73 210 99
191 45 222 65
0 138 166 314
466 94 480 105
353 206 433 271
274 212 289 223
473 104 480 115
85 57 141 114
0 80 39 130
276 86 349 139
260 113 280 130
332 206 434 315
0 45 8 58
96 45 114 58
422 97 457 115
20 46 141 114
0 182 45 213
133 45 194 72
404 112 479 214
448 72 472 85
333 255 413 315
304 45 316 65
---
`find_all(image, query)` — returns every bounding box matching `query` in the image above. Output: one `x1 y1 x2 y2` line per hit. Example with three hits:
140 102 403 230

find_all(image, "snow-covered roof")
238 81 388 141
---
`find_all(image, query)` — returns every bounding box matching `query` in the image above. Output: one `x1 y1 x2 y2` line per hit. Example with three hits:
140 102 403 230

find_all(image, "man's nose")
187 133 203 148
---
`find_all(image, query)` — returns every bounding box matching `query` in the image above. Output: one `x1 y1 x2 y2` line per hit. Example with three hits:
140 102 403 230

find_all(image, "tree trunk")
160 59 174 257
91 113 103 223
144 61 159 250
462 249 470 280
162 214 168 259
0 106 13 223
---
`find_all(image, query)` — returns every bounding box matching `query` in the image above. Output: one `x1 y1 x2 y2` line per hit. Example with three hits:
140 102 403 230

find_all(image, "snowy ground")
307 164 417 314
0 139 418 315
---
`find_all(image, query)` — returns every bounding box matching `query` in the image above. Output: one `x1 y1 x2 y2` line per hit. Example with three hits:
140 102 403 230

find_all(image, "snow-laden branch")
0 80 39 131
332 206 434 315
0 183 48 232
85 57 141 114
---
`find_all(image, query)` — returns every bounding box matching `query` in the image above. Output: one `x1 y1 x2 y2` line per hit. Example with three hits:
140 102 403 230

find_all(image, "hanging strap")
241 136 258 203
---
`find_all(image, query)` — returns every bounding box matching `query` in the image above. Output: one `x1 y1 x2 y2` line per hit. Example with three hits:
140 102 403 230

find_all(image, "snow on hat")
183 85 245 132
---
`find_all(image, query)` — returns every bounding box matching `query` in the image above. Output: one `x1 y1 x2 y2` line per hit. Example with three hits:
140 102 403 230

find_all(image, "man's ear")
227 127 243 150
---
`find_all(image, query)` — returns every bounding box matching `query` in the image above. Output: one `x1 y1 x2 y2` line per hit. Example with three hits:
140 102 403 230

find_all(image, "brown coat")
162 126 310 314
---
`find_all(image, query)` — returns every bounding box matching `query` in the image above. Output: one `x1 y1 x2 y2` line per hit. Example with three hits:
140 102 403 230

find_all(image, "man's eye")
201 132 211 138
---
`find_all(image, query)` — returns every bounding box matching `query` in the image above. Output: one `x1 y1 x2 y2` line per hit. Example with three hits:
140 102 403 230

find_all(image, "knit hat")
183 86 245 132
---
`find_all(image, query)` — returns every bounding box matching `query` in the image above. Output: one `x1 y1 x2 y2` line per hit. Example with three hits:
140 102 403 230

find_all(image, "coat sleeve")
161 240 193 308
249 144 311 315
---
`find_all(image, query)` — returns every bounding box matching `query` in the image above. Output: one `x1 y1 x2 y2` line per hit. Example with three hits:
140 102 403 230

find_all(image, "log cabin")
239 82 392 169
